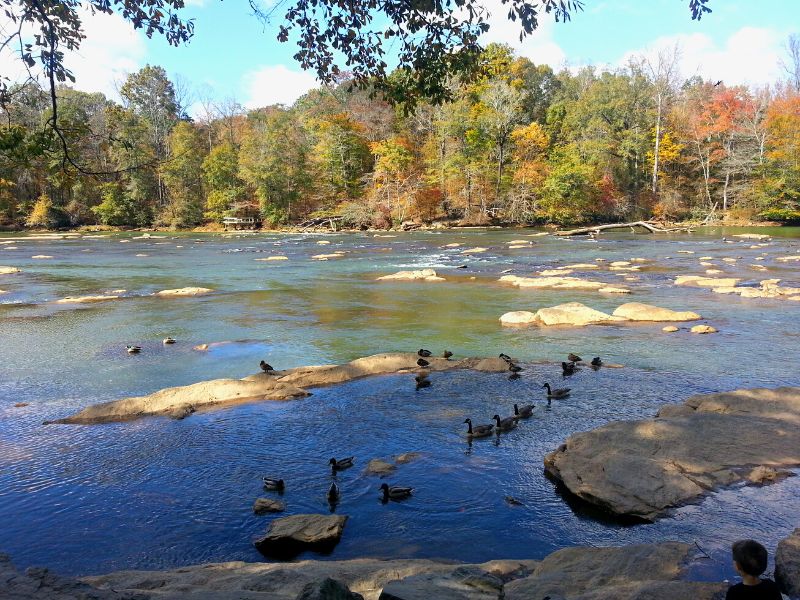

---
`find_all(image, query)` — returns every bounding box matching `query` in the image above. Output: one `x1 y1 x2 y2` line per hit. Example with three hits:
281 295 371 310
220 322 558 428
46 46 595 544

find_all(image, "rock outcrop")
499 274 628 292
777 528 800 599
712 279 800 300
533 303 623 326
544 387 800 520
254 514 348 559
611 302 701 322
376 269 445 282
50 353 511 424
0 266 21 274
674 275 741 288
12 542 717 600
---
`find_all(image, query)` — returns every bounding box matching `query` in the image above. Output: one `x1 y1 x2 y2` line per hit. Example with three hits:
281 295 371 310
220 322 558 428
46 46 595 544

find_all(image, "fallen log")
554 221 692 236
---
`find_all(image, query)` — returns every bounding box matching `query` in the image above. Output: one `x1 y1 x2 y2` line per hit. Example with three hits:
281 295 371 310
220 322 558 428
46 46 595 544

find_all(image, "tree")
202 142 245 222
160 122 206 227
782 34 800 92
479 80 524 202
311 113 371 201
25 194 57 228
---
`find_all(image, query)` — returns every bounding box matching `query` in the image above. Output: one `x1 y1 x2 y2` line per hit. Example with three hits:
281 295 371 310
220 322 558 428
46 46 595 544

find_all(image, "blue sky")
2 0 797 110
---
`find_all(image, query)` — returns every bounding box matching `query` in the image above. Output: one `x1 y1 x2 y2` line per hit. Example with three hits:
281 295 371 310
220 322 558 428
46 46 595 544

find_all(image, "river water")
1 227 799 579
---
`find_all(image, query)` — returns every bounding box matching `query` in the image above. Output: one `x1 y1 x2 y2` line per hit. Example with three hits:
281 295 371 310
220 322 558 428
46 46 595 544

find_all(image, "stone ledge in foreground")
544 386 800 521
0 542 727 600
48 353 511 425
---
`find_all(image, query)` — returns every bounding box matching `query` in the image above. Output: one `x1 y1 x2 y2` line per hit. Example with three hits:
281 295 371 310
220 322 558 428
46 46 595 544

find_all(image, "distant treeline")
1 44 799 230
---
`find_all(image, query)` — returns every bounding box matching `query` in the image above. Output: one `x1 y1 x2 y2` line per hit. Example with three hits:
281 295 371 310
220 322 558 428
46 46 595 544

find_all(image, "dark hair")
732 539 768 577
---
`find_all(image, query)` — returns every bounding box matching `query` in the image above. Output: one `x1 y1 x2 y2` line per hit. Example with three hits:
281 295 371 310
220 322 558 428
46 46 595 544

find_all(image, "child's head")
732 539 768 577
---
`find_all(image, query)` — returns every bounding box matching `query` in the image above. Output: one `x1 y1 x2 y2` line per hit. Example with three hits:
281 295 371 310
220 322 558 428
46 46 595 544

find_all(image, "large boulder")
612 302 701 322
533 302 624 327
254 514 348 559
504 542 725 600
376 269 445 282
544 387 800 520
380 565 504 600
296 578 365 600
499 311 538 327
776 528 800 599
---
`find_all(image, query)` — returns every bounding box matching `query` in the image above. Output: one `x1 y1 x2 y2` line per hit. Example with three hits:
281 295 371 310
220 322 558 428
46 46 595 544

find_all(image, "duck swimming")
262 477 285 491
260 360 274 372
416 379 431 390
126 345 141 354
380 483 414 501
492 414 518 431
508 364 523 373
418 349 432 357
514 403 535 418
417 358 430 368
162 337 176 345
329 457 354 472
542 383 571 399
562 361 576 376
327 481 340 503
591 357 602 367
464 418 494 438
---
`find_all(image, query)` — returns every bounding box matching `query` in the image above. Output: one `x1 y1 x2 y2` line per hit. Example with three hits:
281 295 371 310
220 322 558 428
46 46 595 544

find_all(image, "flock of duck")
257 348 605 508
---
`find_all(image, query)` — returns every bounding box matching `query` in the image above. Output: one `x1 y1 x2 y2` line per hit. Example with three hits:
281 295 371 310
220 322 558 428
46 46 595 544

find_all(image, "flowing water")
1 227 799 579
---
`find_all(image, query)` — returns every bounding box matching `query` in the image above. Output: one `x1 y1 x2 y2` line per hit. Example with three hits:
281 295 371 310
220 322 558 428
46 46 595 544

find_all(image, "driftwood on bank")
554 221 692 236
298 216 343 231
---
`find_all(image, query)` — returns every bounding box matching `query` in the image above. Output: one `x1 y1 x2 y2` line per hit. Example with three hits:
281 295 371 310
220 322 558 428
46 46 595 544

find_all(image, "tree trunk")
652 93 662 194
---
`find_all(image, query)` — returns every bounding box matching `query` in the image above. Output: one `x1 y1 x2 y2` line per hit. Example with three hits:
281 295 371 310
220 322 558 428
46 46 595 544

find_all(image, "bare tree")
781 33 800 92
644 43 683 194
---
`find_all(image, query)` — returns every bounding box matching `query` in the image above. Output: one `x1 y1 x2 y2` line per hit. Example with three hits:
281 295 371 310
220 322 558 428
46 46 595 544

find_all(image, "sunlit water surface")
1 227 799 580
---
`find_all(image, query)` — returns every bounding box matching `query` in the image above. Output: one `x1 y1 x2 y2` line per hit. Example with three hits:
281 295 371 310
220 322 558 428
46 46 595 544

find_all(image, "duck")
126 345 141 354
259 360 274 372
414 374 429 383
418 349 432 357
380 483 414 501
499 353 513 363
329 457 354 472
464 418 494 438
327 481 340 503
417 358 430 368
492 414 518 431
442 350 453 359
508 364 523 373
568 353 582 363
542 383 571 399
508 372 521 381
562 361 576 376
590 357 602 367
262 477 285 491
162 337 176 345
514 403 535 418
415 379 431 390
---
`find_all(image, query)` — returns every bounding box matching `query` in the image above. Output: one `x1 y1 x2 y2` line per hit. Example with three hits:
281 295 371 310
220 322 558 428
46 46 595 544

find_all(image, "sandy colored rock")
377 269 445 282
776 528 800 599
444 243 461 248
690 325 717 334
705 269 723 275
500 275 613 292
499 311 538 326
675 275 741 288
677 250 695 254
395 452 422 464
732 233 770 240
193 343 209 351
504 542 725 600
564 263 599 269
540 268 574 276
662 326 679 333
312 253 345 260
533 302 624 327
507 244 527 249
745 465 792 485
31 254 53 259
461 247 488 254
0 266 21 274
776 255 800 262
53 353 511 424
366 459 396 476
253 498 286 514
156 287 214 297
317 240 331 245
256 256 289 261
722 257 737 263
544 386 800 520
55 295 120 304
612 303 701 322
597 286 630 294
254 514 347 558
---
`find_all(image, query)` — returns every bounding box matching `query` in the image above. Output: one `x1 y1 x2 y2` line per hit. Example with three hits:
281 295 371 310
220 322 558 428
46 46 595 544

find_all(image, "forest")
1 42 799 230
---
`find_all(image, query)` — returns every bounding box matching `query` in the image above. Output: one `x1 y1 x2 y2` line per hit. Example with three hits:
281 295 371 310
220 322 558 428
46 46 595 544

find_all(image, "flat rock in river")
533 302 624 327
612 302 701 322
254 514 348 558
544 387 800 520
155 287 214 297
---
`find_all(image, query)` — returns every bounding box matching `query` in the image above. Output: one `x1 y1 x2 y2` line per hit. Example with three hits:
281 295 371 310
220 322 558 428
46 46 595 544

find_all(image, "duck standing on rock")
464 418 494 438
492 414 518 432
568 353 582 363
329 457 354 473
260 360 274 373
263 477 285 491
417 358 430 368
418 349 432 357
499 353 512 363
380 483 414 501
508 363 523 373
514 403 535 418
442 350 453 359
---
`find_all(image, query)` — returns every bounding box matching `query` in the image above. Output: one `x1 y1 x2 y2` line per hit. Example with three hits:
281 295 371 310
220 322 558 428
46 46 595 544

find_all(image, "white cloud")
480 0 567 69
242 65 319 108
621 27 785 87
0 6 145 99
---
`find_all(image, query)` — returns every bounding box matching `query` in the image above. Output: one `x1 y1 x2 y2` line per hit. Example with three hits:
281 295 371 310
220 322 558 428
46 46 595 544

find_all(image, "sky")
2 0 798 113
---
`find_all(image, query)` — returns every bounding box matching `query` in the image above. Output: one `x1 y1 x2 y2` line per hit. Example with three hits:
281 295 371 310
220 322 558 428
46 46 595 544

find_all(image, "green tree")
202 142 245 222
160 122 207 228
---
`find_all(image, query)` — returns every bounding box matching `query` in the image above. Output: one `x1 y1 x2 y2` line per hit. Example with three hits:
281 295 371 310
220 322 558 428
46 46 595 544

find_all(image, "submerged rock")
612 303 701 322
55 295 120 304
366 459 396 476
776 528 800 599
254 514 348 559
253 498 286 514
544 386 800 520
155 287 214 297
